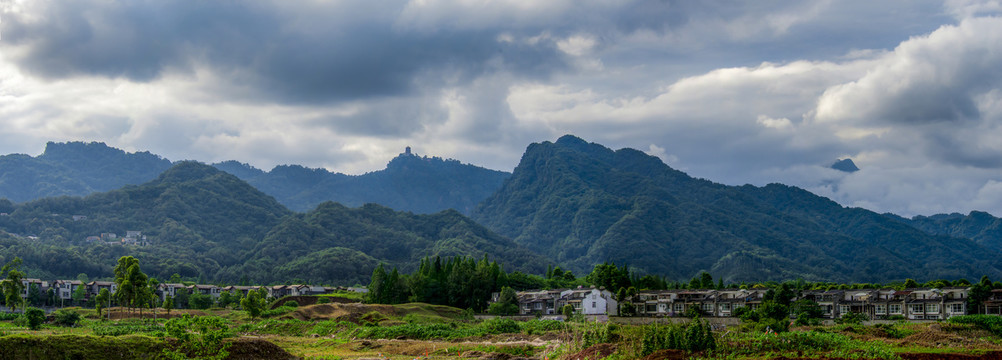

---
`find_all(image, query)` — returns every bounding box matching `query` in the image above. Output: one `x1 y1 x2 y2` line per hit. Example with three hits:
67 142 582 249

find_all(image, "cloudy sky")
2 0 1002 217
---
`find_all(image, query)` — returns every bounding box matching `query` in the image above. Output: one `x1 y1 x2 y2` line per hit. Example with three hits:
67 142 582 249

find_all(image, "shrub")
284 300 299 308
260 306 297 318
640 320 715 355
162 315 232 360
949 315 1002 336
52 309 82 327
24 307 45 330
479 318 520 334
836 312 868 325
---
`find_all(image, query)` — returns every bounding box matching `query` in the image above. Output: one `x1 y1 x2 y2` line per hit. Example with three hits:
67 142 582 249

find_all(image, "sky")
2 0 1002 217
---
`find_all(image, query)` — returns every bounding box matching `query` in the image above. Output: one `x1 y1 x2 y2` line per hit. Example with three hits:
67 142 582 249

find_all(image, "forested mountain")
890 211 1002 252
213 151 510 214
0 141 172 202
472 135 1002 283
217 202 547 285
0 162 540 285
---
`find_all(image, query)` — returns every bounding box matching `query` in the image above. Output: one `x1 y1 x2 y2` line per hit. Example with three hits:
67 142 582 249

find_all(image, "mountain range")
1 137 1002 284
0 141 509 215
0 162 542 284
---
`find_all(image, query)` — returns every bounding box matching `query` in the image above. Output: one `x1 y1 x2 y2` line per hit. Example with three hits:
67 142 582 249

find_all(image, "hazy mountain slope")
472 135 1002 283
213 152 510 214
891 211 1002 252
0 142 172 202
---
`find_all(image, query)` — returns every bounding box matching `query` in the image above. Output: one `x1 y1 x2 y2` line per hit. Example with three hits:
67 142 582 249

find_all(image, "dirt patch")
291 303 398 323
225 338 299 360
271 295 360 309
638 349 688 360
477 353 535 360
566 343 617 360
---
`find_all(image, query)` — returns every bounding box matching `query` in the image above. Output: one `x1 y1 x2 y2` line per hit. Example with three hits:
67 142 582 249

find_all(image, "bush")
52 309 82 327
162 315 232 360
24 307 45 330
260 306 297 318
479 318 520 334
487 302 518 316
836 312 868 325
949 315 1002 336
640 320 715 355
284 300 299 308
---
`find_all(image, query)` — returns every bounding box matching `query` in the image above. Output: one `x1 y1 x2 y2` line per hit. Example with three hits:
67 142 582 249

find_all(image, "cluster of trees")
368 256 505 311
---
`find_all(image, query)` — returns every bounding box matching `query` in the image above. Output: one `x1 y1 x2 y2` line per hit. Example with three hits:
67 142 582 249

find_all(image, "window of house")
592 302 596 308
720 303 731 311
673 303 684 313
950 303 965 314
839 305 850 314
911 304 924 314
701 303 714 313
875 305 886 314
925 304 939 313
889 304 901 314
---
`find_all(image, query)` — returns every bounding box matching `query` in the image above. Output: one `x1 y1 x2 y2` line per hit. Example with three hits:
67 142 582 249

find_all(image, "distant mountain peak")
831 158 860 173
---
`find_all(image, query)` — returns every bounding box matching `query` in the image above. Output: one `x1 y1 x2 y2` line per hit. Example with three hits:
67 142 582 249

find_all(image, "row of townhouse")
629 287 989 320
12 278 117 303
502 286 1002 320
158 283 363 301
501 286 620 316
800 287 971 320
632 288 771 317
9 279 366 305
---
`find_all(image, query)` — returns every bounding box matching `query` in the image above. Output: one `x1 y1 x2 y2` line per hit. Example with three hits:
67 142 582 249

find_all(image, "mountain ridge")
472 135 1002 283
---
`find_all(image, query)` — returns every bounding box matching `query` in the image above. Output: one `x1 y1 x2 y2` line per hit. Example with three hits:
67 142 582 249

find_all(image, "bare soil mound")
291 303 397 323
226 338 299 360
566 343 617 360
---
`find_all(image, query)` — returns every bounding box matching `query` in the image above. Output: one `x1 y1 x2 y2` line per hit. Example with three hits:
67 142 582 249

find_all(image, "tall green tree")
95 288 110 319
1 257 26 313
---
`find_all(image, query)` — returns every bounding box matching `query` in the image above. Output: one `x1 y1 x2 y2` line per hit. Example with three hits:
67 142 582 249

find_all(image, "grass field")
2 303 1002 359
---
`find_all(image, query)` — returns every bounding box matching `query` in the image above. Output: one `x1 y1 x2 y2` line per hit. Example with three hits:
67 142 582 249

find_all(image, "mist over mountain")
472 135 1002 283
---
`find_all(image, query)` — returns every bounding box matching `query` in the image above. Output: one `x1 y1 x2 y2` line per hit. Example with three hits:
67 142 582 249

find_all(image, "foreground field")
2 304 1002 359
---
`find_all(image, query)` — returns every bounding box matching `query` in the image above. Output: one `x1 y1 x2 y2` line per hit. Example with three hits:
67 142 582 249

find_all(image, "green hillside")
0 162 540 284
472 135 1002 283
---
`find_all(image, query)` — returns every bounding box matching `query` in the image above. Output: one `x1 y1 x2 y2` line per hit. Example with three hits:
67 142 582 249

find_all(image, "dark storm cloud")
1 0 569 103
